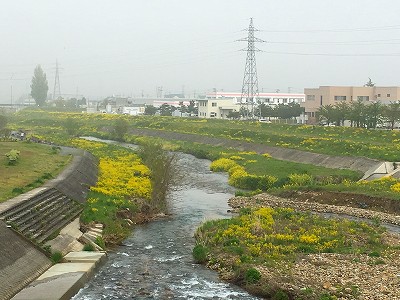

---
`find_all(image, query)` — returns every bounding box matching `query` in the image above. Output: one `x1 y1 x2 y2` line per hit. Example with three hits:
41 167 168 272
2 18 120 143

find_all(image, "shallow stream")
72 150 258 299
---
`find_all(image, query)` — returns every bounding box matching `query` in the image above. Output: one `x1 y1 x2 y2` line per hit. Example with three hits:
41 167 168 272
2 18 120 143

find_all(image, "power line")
260 24 400 33
267 38 400 45
263 51 400 57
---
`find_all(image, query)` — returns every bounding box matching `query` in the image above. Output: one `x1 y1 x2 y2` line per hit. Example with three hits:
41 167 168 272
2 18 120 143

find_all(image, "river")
72 150 258 300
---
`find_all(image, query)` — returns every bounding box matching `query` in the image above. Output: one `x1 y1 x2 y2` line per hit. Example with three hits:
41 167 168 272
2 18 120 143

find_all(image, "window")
210 112 216 117
212 102 217 107
306 95 315 101
387 94 391 97
357 96 369 101
377 94 381 97
334 96 346 101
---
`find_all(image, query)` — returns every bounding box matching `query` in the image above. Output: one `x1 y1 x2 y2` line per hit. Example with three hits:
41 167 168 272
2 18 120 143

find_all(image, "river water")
72 152 258 300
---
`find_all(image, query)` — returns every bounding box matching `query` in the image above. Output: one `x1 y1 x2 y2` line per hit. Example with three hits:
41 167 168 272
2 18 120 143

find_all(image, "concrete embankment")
0 146 99 300
129 128 386 175
11 252 106 300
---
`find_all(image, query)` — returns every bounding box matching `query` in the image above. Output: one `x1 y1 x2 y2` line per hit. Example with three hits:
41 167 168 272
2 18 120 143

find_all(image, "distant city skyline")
2 0 400 103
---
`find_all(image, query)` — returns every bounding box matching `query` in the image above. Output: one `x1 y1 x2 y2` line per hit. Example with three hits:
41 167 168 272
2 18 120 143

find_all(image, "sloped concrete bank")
129 128 383 174
0 146 99 300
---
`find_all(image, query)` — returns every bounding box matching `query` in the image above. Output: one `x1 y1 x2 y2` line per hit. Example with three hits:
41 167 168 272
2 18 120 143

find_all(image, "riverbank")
222 193 400 299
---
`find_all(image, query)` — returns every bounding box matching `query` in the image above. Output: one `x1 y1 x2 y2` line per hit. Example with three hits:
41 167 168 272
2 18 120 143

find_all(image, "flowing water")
72 151 258 300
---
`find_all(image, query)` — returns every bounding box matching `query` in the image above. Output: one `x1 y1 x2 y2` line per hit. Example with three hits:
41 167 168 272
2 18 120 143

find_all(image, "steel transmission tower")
53 60 61 100
238 18 265 118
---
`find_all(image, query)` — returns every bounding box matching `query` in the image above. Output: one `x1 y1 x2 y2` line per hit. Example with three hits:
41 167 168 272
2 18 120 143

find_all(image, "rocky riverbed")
227 193 400 300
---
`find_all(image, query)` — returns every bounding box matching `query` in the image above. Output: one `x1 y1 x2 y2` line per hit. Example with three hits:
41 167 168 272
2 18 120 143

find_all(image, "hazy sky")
2 0 400 103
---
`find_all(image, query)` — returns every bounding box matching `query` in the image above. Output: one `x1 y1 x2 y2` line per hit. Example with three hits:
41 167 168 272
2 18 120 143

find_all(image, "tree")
114 118 129 141
30 65 49 106
178 101 187 116
227 111 241 120
334 101 349 126
348 100 367 127
159 103 176 116
364 78 375 87
187 100 198 115
0 115 8 139
144 105 158 115
65 117 79 136
365 101 383 129
383 101 400 130
239 106 250 119
0 115 7 131
275 103 304 119
256 103 274 118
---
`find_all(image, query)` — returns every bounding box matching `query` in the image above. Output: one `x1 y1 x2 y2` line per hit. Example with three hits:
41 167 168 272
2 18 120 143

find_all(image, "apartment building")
303 86 400 123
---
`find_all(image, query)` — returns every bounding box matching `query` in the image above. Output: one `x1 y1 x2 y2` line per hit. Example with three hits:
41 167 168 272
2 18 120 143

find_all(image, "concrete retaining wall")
0 146 98 300
0 222 52 300
130 128 382 174
47 149 98 203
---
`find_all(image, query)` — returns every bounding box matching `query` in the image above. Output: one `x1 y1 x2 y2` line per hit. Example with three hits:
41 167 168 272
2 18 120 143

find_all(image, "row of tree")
144 101 198 116
317 100 400 129
227 103 304 120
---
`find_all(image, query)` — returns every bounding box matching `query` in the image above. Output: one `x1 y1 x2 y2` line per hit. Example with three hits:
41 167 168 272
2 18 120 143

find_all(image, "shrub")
193 244 208 263
95 236 106 249
244 267 261 284
272 290 289 300
288 173 313 186
83 243 95 251
210 158 237 172
5 149 20 165
51 251 63 263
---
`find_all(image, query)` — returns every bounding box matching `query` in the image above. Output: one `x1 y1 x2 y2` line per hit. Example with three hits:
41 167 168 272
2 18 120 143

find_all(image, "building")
303 86 400 123
198 92 305 119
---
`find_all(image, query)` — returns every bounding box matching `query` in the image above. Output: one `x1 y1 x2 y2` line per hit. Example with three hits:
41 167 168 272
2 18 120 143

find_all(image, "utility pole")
53 60 61 100
10 74 13 107
156 86 163 98
238 18 265 119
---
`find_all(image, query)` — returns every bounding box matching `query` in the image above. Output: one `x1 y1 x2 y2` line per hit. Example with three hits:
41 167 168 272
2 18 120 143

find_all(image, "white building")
122 106 145 116
198 92 306 119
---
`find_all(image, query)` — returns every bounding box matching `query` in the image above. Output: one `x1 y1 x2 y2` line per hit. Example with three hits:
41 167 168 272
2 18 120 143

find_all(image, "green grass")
11 110 400 161
195 207 393 299
0 141 71 202
80 191 138 245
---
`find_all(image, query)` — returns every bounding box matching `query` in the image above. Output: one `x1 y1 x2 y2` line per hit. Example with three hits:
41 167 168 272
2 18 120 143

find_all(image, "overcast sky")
1 0 400 103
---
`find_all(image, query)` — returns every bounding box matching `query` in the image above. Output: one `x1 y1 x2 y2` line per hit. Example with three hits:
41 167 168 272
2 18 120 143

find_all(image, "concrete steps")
0 188 83 245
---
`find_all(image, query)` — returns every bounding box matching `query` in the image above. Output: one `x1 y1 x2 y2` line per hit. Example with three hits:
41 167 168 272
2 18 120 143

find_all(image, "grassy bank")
0 141 70 202
11 110 400 161
125 135 400 201
194 206 399 299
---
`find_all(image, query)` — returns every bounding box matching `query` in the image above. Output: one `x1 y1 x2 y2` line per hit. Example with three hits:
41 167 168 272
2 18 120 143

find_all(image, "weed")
244 267 261 284
272 289 289 300
51 251 63 264
193 244 208 263
83 243 95 251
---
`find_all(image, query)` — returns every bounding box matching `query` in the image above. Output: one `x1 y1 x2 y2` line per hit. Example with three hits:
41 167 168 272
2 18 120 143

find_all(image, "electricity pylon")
53 60 61 100
238 18 265 119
